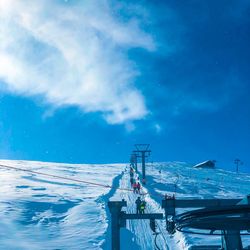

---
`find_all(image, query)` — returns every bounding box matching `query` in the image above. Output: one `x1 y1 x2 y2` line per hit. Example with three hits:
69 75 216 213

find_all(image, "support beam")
162 198 241 208
222 230 243 250
108 200 127 250
121 213 163 220
162 198 241 217
190 246 221 250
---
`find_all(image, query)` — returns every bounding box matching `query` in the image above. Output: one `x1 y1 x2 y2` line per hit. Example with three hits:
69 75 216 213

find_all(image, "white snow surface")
0 160 249 250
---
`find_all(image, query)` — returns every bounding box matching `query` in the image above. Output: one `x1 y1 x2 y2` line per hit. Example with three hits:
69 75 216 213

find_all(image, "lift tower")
133 144 151 183
234 158 243 173
130 152 138 172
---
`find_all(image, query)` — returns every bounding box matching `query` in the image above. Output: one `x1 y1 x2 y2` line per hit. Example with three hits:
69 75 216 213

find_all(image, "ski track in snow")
0 160 250 249
117 169 171 250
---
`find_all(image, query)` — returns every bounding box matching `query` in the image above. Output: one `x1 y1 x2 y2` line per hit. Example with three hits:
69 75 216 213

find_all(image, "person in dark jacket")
137 182 141 194
130 171 134 178
135 197 141 214
130 177 134 186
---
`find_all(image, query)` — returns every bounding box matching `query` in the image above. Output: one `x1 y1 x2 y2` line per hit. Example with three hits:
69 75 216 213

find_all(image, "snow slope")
145 162 250 249
0 160 249 249
0 160 124 250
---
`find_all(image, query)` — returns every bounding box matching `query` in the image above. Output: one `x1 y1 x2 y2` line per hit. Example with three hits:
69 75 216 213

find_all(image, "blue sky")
0 0 249 172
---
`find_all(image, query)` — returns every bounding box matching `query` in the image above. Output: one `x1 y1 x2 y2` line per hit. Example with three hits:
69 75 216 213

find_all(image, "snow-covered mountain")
0 160 249 249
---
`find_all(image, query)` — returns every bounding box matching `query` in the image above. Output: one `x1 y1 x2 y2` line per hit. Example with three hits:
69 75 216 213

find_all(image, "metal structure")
130 153 138 172
108 199 163 250
234 158 243 173
162 195 250 250
133 144 151 183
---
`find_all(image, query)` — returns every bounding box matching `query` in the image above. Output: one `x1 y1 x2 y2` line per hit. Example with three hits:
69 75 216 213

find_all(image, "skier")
140 199 146 214
132 182 137 193
130 177 134 187
135 197 141 214
137 182 141 194
130 169 134 178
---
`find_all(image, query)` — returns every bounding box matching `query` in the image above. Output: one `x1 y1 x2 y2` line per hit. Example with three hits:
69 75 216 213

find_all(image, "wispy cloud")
154 123 162 134
0 0 155 124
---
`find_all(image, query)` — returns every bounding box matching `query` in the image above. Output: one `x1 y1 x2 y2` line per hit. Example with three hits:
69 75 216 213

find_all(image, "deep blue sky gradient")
0 0 249 172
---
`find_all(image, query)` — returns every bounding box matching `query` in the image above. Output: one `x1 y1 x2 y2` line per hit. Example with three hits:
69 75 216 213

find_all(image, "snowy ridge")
0 160 249 249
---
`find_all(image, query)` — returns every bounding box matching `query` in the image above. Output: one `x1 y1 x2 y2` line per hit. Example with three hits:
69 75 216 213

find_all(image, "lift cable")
156 220 169 250
0 163 166 203
154 233 161 250
0 164 144 194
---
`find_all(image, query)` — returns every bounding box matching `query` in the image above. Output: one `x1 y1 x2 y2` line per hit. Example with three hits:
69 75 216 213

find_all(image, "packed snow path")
109 166 172 250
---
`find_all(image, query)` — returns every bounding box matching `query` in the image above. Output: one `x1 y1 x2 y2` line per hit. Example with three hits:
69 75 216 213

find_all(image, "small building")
193 160 215 169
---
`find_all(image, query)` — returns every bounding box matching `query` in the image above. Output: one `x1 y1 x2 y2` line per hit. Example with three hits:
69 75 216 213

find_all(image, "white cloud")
154 123 162 134
0 0 155 124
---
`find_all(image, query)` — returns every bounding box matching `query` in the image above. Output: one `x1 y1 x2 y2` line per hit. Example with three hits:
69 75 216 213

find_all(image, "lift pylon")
130 153 138 172
108 200 127 250
133 144 151 184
